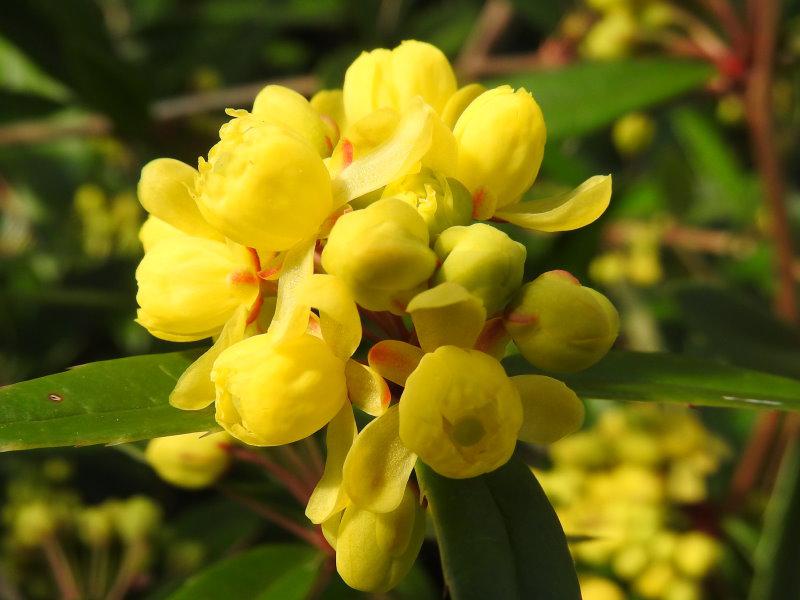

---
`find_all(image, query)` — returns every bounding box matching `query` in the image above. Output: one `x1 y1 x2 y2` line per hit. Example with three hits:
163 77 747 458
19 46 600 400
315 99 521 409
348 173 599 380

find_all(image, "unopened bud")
145 431 233 489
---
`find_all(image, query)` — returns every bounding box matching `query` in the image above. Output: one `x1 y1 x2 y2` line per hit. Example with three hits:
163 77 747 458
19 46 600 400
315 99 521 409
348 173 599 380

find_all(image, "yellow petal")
342 405 417 513
407 283 486 353
331 99 434 208
268 238 315 341
367 340 424 386
345 360 391 417
138 158 221 239
306 403 357 524
296 274 362 360
321 511 343 549
170 307 249 410
441 83 486 129
494 175 612 232
511 375 585 445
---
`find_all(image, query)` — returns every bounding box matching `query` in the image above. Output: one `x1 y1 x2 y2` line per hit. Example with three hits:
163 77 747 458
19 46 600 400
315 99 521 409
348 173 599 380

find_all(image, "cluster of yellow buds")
590 220 664 287
134 39 616 591
536 405 729 600
74 184 142 260
576 0 675 61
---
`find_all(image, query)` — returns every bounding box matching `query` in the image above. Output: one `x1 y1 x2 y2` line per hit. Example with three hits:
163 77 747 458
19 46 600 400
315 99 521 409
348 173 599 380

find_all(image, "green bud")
382 168 472 238
111 496 162 543
335 487 426 593
322 198 437 314
433 224 526 315
13 502 56 547
77 506 114 547
505 271 619 372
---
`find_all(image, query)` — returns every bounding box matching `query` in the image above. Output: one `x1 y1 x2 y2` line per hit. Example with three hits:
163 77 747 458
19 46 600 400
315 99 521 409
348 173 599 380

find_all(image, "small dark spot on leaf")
48 393 63 403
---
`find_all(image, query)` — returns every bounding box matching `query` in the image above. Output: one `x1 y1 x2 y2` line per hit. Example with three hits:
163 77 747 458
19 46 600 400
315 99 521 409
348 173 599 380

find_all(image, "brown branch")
727 411 783 510
455 0 515 79
0 75 320 147
744 0 797 323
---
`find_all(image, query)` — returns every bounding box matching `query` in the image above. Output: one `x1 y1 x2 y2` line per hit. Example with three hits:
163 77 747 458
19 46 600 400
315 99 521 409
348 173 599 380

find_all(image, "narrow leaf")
0 350 213 451
504 350 800 410
493 59 713 140
417 455 580 600
167 544 321 600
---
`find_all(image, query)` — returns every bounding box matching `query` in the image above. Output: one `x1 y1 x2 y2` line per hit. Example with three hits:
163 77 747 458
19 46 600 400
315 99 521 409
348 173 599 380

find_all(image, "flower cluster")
135 39 616 592
536 405 729 600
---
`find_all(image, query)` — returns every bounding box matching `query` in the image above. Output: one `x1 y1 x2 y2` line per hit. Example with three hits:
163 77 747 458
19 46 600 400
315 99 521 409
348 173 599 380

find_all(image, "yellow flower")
343 40 456 123
335 486 426 593
399 346 522 478
321 198 437 313
145 431 232 489
612 112 656 157
252 84 333 157
381 168 472 237
212 331 347 446
505 270 619 372
196 115 332 251
310 88 346 148
454 85 546 212
135 236 259 342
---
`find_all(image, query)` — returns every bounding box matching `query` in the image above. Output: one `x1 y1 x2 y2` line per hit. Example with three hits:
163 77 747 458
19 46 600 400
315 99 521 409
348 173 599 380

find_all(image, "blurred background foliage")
2 0 800 598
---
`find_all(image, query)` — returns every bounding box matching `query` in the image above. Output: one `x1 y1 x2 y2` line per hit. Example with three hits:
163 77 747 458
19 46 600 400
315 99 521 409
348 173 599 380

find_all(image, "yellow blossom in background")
537 405 728 600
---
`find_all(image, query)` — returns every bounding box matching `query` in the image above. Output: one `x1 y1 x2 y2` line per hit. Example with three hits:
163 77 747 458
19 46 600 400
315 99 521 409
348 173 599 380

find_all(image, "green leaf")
490 59 713 140
674 284 800 380
504 350 800 410
749 441 800 600
0 350 215 451
0 33 71 101
167 544 322 600
416 455 580 600
670 107 759 224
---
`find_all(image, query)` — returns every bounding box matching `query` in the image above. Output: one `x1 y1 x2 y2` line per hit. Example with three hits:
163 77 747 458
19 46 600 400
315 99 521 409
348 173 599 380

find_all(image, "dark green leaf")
0 34 71 101
491 59 713 140
504 350 800 410
0 350 214 451
674 284 800 379
749 442 800 600
167 544 322 600
416 455 580 600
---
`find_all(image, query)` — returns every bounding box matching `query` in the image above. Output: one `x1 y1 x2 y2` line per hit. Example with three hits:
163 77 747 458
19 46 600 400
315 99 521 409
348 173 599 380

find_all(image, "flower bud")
343 40 456 123
135 236 259 342
382 168 472 237
77 506 114 547
112 496 162 543
441 83 486 129
505 271 619 372
311 88 346 148
581 10 636 61
321 198 437 313
399 346 522 478
433 224 526 315
252 85 333 157
612 112 655 157
673 532 718 578
197 117 332 251
13 502 57 547
145 431 233 489
580 576 626 600
212 332 347 446
336 486 426 593
454 85 546 210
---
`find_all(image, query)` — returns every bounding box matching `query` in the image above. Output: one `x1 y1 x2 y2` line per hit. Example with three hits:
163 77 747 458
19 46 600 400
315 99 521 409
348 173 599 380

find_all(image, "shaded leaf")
493 59 713 140
504 350 800 410
167 544 321 600
0 34 70 101
416 455 580 600
0 350 214 451
749 441 800 600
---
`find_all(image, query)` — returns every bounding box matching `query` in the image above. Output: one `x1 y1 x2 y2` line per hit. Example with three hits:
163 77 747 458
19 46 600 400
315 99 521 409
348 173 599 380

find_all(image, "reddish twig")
744 0 797 323
727 411 783 510
41 536 81 600
225 445 312 504
219 488 333 555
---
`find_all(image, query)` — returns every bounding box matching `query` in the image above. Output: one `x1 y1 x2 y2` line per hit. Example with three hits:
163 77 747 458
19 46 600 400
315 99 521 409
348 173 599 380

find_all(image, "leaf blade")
0 350 214 451
504 350 800 410
417 455 580 600
490 59 713 140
